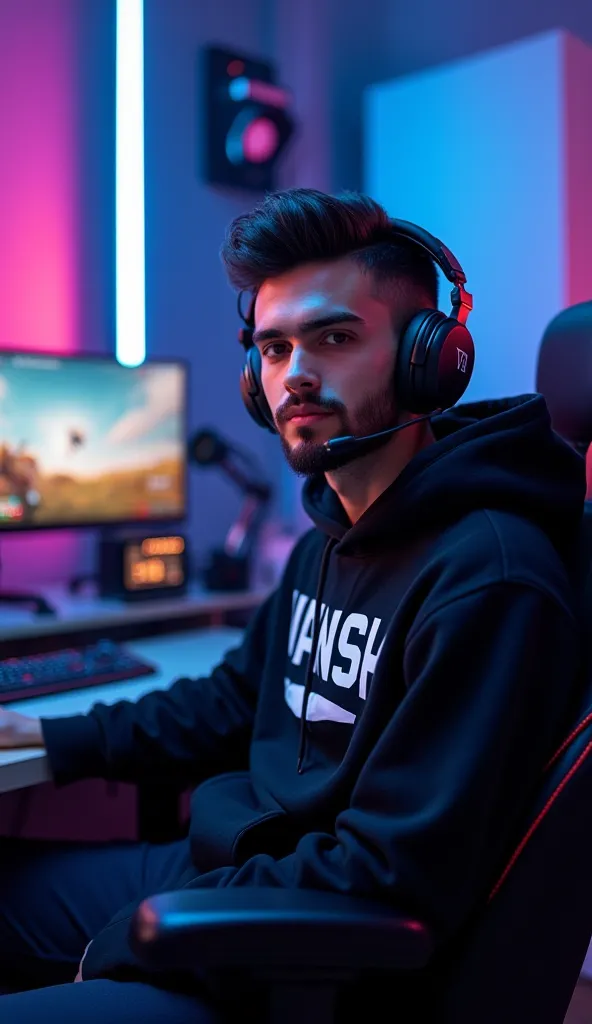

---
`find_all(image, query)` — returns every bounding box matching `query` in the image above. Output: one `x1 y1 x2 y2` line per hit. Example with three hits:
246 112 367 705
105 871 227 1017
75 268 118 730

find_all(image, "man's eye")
262 342 287 358
323 332 350 345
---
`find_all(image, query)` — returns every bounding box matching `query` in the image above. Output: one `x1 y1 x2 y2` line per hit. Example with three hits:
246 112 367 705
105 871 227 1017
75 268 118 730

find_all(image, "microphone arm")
219 456 272 559
189 427 273 591
218 457 272 503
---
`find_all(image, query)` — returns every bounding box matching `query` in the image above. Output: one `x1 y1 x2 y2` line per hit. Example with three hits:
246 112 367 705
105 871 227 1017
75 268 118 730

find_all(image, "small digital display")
123 536 186 592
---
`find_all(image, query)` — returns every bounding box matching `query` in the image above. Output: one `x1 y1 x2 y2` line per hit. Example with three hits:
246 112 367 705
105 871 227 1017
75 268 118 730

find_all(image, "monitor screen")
0 352 187 530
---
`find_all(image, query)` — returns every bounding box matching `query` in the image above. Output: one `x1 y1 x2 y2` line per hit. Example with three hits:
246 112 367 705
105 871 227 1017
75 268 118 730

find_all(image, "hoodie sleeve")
40 587 280 788
81 580 581 983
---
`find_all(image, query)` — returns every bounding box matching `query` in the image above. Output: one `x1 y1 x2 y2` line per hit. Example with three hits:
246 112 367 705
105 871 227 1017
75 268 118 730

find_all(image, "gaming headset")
236 219 475 438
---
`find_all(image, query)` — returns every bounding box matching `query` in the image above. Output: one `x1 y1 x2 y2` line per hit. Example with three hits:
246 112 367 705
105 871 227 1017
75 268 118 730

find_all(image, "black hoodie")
41 394 586 985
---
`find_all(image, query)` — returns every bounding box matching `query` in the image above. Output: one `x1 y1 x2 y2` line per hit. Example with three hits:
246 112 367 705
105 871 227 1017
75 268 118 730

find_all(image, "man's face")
253 258 400 475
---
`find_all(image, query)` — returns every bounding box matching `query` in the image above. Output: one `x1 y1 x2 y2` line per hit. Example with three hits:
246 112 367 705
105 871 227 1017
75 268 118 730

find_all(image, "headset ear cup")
240 347 277 433
395 310 437 413
396 310 475 413
429 318 475 409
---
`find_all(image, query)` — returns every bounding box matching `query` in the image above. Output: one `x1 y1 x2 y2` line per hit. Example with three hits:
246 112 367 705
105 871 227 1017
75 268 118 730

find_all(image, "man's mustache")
276 395 344 424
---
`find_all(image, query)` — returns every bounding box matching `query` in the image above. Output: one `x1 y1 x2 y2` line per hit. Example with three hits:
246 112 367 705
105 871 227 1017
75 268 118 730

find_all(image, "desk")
0 627 244 802
0 583 268 653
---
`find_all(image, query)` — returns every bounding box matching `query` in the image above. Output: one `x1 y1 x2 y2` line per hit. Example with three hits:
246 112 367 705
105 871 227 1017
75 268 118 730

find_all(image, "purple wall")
0 0 113 588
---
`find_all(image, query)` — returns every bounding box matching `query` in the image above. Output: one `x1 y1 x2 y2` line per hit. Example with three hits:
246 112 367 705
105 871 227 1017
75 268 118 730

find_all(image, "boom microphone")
323 411 437 459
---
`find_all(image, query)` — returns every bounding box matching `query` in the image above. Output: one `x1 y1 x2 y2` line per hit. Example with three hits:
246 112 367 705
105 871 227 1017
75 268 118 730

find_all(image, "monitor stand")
68 572 98 595
0 590 56 616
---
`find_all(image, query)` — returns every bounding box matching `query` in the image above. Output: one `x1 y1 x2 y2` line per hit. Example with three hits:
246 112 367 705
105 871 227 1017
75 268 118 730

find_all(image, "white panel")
364 30 566 401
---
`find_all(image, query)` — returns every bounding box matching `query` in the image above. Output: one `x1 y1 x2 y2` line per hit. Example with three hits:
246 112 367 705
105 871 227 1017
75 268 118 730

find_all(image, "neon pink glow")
0 4 79 354
0 3 83 587
243 117 280 163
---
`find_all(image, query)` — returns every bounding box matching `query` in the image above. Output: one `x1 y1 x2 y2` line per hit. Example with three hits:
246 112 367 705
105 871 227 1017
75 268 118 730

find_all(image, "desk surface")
0 583 267 642
0 626 244 795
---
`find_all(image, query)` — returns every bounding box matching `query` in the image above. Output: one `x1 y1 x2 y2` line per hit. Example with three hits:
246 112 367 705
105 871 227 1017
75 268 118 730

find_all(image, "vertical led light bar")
116 0 145 366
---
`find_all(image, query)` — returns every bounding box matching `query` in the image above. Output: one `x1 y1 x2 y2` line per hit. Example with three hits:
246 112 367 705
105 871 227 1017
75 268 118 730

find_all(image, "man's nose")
283 349 321 395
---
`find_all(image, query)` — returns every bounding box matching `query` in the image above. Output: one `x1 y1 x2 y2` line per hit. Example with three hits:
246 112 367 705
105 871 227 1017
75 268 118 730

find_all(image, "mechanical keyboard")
0 639 156 702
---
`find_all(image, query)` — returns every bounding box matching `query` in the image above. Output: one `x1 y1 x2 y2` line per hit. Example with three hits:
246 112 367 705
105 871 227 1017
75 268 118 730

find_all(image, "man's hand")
74 941 92 983
0 707 45 749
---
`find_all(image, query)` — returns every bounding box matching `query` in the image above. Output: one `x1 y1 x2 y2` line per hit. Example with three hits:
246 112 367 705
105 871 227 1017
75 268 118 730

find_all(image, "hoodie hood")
302 395 586 558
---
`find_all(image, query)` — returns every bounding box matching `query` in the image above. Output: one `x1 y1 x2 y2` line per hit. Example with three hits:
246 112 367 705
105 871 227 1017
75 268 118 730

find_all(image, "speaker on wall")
201 45 296 193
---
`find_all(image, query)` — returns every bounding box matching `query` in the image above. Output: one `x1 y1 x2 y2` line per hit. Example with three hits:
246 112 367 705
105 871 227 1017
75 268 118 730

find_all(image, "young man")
0 189 585 1022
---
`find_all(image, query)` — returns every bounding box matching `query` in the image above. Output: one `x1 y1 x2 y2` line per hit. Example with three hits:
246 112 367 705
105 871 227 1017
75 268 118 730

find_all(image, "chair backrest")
536 299 592 456
536 299 592 499
434 503 592 1024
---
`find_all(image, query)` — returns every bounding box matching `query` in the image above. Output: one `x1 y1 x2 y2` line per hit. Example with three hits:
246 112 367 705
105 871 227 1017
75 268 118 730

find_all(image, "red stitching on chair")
544 711 592 771
488 739 592 902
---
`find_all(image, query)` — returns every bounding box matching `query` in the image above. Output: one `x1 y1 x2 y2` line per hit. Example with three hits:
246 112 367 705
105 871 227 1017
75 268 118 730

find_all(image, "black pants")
0 836 220 1022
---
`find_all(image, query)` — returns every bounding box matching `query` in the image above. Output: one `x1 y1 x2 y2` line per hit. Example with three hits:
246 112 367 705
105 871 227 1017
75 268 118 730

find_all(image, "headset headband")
389 219 466 285
388 220 473 325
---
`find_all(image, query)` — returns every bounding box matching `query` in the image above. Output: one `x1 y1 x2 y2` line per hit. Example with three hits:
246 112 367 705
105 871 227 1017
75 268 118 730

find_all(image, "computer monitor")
0 351 188 530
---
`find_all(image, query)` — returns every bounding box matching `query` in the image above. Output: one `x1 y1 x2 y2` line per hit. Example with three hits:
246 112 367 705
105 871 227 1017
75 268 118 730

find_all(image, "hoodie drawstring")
296 537 337 774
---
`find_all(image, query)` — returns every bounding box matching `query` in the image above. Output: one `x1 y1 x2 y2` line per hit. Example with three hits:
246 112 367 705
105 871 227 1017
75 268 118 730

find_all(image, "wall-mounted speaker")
201 45 295 192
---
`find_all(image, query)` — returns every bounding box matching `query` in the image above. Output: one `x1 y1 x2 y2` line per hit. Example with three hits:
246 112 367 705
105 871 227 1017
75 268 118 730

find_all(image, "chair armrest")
129 888 434 975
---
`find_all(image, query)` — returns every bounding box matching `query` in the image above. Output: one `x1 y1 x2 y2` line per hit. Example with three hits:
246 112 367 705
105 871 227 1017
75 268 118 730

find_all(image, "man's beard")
277 378 398 477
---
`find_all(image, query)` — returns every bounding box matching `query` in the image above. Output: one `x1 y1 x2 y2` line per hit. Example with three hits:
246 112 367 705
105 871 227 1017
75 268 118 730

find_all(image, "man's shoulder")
435 509 576 608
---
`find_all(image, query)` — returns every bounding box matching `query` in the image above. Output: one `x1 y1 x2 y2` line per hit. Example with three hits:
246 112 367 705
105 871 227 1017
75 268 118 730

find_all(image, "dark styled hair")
220 189 439 320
